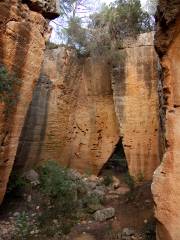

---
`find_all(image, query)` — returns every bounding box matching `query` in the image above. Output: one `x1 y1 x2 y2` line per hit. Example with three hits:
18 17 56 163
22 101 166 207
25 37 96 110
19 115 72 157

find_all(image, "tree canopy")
51 0 154 56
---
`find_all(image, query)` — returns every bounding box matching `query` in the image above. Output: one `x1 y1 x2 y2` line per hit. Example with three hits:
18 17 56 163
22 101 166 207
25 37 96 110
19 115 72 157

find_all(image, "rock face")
152 1 180 240
0 0 57 203
14 32 160 180
112 32 160 180
94 207 115 222
14 48 120 174
24 0 59 19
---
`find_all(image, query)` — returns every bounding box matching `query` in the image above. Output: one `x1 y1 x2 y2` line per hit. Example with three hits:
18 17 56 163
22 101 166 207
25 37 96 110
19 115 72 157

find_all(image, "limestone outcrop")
0 0 57 203
112 32 160 180
152 1 180 239
14 48 120 174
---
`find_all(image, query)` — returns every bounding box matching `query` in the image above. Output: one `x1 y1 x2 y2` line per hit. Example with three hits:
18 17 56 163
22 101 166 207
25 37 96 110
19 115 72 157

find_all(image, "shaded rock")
68 169 83 181
122 228 135 237
86 203 103 213
25 0 59 19
94 207 115 222
112 176 120 189
24 170 39 185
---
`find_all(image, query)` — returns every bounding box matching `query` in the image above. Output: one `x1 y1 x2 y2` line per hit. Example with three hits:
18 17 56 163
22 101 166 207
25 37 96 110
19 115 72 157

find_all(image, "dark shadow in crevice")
99 137 128 176
13 74 52 173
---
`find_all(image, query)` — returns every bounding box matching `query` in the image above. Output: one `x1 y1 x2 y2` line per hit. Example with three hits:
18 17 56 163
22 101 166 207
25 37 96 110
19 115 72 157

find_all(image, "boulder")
94 207 115 222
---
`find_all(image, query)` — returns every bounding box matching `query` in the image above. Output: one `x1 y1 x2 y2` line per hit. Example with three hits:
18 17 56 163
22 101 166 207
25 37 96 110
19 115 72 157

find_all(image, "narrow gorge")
0 0 179 240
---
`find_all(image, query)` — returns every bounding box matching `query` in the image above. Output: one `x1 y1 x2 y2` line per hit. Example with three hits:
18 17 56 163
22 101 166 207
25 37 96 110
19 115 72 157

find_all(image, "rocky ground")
0 164 155 240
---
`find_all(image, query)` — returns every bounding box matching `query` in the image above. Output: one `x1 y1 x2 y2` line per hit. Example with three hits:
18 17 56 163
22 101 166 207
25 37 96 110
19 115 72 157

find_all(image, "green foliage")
14 212 30 239
39 161 76 201
123 172 135 190
63 17 88 53
137 171 144 182
82 191 103 214
7 172 28 195
90 0 153 41
102 174 113 186
46 41 60 49
0 65 21 117
37 161 82 236
56 0 153 59
87 27 112 57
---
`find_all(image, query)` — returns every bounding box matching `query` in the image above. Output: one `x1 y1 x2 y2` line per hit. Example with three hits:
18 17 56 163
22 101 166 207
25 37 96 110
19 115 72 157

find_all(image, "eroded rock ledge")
152 1 180 239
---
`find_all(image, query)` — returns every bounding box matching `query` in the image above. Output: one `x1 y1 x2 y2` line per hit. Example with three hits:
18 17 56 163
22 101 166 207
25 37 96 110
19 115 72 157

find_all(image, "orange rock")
112 32 160 180
14 48 120 174
14 33 160 181
0 0 56 204
152 1 180 239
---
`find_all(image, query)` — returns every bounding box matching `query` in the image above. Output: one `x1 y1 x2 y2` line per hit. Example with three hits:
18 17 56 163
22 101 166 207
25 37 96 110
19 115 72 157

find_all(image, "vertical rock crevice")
14 74 53 172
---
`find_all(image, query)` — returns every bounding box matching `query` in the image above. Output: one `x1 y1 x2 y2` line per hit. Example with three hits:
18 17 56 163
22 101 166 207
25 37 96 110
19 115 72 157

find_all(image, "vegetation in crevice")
0 65 21 118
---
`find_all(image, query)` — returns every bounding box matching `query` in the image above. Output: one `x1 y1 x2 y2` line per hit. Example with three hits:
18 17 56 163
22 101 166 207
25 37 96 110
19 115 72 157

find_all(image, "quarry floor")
0 168 156 240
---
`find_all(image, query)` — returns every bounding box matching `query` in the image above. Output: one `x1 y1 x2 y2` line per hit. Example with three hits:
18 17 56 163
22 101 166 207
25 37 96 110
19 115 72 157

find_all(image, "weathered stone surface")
94 207 115 221
14 47 120 174
24 169 39 185
152 1 180 240
112 32 160 180
24 0 59 19
0 0 54 203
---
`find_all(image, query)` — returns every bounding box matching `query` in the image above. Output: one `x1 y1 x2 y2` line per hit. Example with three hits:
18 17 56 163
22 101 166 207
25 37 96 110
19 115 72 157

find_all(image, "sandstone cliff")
14 32 160 180
14 48 120 174
152 1 180 240
0 0 57 203
112 32 160 180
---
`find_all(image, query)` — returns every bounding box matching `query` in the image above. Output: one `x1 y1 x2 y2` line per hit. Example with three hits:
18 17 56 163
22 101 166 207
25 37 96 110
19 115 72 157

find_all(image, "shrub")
137 171 144 182
103 174 113 186
39 161 76 198
123 172 135 190
7 172 28 196
37 161 82 236
0 65 21 117
14 212 30 239
46 41 59 49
